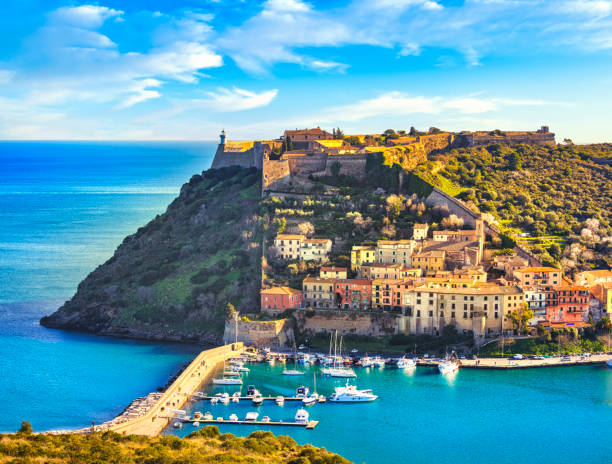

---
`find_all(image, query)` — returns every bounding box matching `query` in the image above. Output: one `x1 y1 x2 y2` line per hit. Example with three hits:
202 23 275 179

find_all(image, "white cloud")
561 1 612 17
315 91 551 122
49 5 123 28
118 79 163 108
204 87 279 111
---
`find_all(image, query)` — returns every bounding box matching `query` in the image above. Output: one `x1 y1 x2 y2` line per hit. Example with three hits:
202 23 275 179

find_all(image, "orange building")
546 285 589 324
334 279 372 310
261 287 303 314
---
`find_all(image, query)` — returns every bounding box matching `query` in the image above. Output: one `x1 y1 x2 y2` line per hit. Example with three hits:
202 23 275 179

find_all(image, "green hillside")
414 143 612 271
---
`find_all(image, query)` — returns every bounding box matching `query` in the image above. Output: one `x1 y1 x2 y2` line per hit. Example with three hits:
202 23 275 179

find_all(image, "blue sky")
0 0 611 142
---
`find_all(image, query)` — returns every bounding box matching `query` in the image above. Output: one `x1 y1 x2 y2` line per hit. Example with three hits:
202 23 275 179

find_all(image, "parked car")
512 354 523 360
561 356 571 362
534 355 545 360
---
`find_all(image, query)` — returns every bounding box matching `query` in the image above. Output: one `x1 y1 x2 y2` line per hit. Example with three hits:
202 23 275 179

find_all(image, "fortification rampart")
224 318 294 347
294 309 404 337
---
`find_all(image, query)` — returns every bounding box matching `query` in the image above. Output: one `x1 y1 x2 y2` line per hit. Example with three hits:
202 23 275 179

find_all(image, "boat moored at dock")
329 381 378 402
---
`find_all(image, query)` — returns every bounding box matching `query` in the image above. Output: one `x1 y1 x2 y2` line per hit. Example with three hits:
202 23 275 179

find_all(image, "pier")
85 343 245 436
417 353 610 369
180 419 319 429
195 395 305 402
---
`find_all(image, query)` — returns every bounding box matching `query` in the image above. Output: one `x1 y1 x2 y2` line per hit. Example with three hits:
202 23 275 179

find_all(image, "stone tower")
219 129 226 145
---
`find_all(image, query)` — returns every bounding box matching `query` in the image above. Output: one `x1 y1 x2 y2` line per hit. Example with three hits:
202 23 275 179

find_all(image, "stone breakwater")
64 343 244 436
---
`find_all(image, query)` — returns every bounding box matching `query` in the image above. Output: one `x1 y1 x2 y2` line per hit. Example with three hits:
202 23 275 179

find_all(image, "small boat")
193 421 200 427
219 393 230 404
193 411 203 420
397 357 417 369
245 412 259 421
232 392 240 403
282 369 305 376
209 397 218 404
371 356 386 368
261 416 271 423
252 392 264 405
216 416 223 421
172 421 183 429
329 381 378 402
295 408 309 423
203 412 213 421
212 377 243 385
229 414 238 422
438 360 459 375
606 359 612 369
296 386 309 398
302 395 317 406
275 396 285 405
246 385 257 396
359 356 373 368
317 395 327 403
350 348 359 355
327 367 357 378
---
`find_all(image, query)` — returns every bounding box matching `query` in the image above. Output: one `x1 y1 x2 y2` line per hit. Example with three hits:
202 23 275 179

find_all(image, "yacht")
212 377 243 385
261 416 271 423
246 385 257 396
329 381 378 402
219 393 230 404
245 412 259 421
295 408 309 423
302 394 318 406
192 421 200 427
397 357 417 369
359 356 373 368
371 356 386 368
252 392 264 405
296 386 309 398
229 414 238 422
275 395 285 405
203 412 213 421
323 367 357 378
282 369 305 376
438 360 459 375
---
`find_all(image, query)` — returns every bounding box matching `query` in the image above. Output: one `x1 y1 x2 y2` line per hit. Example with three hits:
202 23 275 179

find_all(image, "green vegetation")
41 167 264 343
0 427 351 464
478 329 607 357
416 143 612 271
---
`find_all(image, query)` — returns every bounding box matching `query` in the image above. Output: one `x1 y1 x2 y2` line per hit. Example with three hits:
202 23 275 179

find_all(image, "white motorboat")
229 414 238 422
193 421 200 427
302 394 317 406
232 392 240 403
329 381 378 402
324 367 357 378
193 411 203 420
261 416 271 423
397 357 417 369
219 393 230 404
209 397 218 404
295 386 309 398
245 412 259 421
438 360 459 375
359 356 373 368
172 421 182 429
203 412 213 421
371 356 386 368
275 396 285 405
252 393 264 405
212 377 243 385
282 369 305 376
295 408 309 423
606 358 612 369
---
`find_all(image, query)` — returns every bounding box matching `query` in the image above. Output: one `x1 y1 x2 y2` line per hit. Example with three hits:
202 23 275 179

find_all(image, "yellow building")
274 234 304 260
350 245 376 271
302 277 336 309
411 250 445 274
404 284 524 338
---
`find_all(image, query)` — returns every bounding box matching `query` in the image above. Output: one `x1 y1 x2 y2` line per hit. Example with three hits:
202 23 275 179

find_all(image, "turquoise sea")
0 141 217 432
170 362 612 464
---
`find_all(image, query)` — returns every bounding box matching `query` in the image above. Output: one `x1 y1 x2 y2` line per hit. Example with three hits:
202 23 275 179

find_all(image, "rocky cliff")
41 166 264 344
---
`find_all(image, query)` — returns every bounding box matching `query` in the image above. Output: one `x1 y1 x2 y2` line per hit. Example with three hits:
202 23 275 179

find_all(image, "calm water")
0 141 217 432
170 362 612 464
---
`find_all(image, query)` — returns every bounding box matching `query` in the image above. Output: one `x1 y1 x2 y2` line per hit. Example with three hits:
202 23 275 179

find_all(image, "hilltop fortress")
211 126 555 190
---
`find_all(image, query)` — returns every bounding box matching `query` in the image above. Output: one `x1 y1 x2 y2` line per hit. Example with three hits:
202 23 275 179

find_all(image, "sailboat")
283 342 305 376
322 332 357 378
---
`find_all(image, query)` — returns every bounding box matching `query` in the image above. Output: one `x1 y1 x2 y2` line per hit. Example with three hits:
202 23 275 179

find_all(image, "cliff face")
41 167 264 344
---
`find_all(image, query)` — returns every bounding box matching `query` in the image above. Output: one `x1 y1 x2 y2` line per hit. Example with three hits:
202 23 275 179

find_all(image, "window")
451 311 455 318
417 310 421 317
428 311 433 317
463 312 468 319
451 303 456 309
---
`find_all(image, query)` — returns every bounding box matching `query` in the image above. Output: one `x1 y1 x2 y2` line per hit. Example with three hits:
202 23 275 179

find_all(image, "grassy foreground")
0 426 351 464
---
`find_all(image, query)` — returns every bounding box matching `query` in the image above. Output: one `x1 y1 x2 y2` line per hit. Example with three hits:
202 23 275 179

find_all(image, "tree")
274 217 286 233
596 316 611 333
18 421 33 435
428 127 442 134
225 302 237 319
409 126 418 136
508 152 522 170
507 303 534 335
335 127 344 139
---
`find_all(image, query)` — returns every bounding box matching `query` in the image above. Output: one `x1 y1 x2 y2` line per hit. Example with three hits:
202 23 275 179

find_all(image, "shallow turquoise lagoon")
169 361 612 464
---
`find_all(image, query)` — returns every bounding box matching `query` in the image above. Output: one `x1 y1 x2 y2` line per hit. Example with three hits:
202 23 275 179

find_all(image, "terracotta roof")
413 250 446 258
514 267 561 273
261 286 302 295
303 238 331 244
335 279 372 285
413 223 428 229
303 277 336 284
352 245 376 251
321 266 347 272
285 127 332 136
275 234 305 240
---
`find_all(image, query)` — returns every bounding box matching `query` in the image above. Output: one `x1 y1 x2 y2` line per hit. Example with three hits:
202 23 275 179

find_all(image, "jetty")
82 343 245 436
417 353 610 369
181 418 319 429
